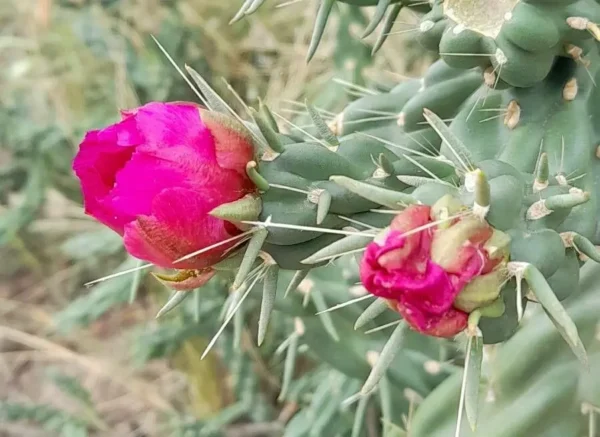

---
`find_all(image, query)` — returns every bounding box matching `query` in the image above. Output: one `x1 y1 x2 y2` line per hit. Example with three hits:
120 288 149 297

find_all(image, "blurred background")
0 1 431 436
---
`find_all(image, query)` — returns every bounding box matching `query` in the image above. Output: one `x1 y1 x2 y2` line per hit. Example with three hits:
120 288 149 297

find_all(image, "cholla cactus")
71 0 600 435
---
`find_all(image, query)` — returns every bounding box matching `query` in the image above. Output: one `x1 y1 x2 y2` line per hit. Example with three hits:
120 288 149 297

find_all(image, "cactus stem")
315 294 374 315
563 78 578 101
533 152 549 192
526 190 590 220
570 233 600 263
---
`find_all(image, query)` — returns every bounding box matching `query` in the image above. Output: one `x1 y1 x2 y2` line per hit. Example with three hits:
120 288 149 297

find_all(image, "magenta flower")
73 102 256 278
360 203 507 338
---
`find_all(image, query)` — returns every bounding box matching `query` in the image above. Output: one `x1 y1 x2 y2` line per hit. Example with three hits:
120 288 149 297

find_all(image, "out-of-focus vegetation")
0 1 430 436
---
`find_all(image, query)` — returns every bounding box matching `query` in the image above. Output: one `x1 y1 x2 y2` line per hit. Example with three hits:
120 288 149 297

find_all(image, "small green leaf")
307 0 336 62
306 101 339 147
330 175 417 209
258 265 279 345
232 228 269 289
278 331 299 401
523 264 588 368
361 321 406 395
465 335 483 431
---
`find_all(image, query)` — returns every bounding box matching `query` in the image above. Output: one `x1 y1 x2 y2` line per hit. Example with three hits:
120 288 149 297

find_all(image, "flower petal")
395 301 467 338
133 102 216 160
106 144 251 221
123 187 241 269
200 110 255 175
72 116 142 233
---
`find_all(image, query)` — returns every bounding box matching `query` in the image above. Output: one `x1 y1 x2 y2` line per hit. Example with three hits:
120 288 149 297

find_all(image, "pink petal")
72 117 143 233
133 102 216 161
106 144 251 221
200 110 255 176
395 301 467 338
123 187 241 269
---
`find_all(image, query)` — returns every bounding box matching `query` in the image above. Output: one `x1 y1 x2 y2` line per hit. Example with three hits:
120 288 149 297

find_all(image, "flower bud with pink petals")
72 102 257 289
360 195 510 338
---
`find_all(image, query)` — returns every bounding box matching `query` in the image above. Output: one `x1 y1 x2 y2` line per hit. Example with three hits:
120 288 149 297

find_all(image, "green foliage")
0 402 89 437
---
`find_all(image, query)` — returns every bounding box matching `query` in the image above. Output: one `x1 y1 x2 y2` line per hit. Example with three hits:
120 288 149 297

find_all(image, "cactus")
198 14 600 433
419 0 600 87
409 260 600 437
70 0 600 435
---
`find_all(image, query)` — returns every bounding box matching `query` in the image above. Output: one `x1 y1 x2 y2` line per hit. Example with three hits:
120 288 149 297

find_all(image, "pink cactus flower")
73 102 256 276
360 203 503 338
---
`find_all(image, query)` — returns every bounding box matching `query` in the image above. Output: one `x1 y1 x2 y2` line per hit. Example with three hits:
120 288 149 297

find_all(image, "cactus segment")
420 0 600 87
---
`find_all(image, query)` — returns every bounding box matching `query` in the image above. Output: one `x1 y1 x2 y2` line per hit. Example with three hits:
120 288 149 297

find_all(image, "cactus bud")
360 197 510 338
72 102 257 276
